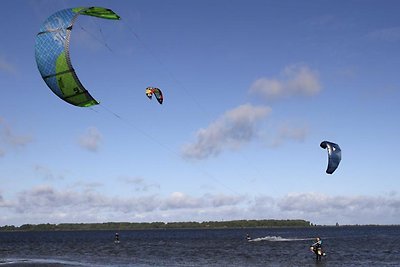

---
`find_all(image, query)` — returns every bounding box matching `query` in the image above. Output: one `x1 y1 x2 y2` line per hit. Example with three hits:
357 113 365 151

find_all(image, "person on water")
115 232 120 243
310 237 323 260
246 233 251 241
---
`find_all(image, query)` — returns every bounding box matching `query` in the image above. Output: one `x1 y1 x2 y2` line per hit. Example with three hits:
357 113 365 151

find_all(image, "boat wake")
248 236 313 242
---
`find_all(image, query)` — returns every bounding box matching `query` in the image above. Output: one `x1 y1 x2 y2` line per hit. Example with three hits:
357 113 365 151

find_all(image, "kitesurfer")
310 237 324 260
246 233 251 241
115 232 120 243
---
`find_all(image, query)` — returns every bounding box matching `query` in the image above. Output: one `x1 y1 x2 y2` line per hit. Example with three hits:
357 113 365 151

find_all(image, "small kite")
320 141 341 174
145 87 163 104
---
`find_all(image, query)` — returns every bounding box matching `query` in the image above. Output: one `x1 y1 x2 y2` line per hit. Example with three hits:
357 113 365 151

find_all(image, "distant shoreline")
0 219 312 232
1 220 398 232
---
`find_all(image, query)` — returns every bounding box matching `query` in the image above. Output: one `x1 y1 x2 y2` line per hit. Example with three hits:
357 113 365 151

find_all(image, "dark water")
1 226 399 266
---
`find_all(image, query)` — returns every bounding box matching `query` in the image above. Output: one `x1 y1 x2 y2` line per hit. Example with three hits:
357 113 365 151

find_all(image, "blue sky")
1 0 400 226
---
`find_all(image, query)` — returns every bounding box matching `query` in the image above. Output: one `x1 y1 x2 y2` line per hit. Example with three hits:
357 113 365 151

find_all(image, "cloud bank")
249 65 321 100
181 104 271 160
1 187 399 226
276 192 400 225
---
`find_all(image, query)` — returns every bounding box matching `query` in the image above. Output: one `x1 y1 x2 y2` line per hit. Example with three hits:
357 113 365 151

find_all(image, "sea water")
0 226 399 266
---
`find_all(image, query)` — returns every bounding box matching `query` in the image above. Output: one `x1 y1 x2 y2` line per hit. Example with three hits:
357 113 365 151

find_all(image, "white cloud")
0 119 32 147
249 64 321 100
210 193 245 207
0 117 33 157
0 56 16 75
34 165 66 181
78 127 102 152
181 104 272 160
0 194 4 204
161 192 203 210
0 194 11 208
267 123 309 147
119 176 160 192
367 26 400 42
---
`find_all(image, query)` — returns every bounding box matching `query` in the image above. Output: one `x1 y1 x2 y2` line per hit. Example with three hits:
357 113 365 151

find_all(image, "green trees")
0 219 311 232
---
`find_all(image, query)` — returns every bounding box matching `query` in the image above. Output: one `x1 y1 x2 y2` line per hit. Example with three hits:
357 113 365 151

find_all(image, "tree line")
0 219 311 232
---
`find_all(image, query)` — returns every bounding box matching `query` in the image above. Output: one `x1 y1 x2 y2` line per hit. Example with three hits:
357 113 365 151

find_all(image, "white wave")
248 235 312 242
0 258 91 266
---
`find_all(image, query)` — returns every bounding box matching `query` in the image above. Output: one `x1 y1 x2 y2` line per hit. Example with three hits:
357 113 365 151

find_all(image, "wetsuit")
311 240 322 260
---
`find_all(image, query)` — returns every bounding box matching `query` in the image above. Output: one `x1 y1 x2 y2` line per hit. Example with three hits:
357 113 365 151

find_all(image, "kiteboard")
310 246 326 257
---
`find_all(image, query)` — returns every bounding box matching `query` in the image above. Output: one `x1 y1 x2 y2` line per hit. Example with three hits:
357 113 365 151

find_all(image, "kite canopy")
145 87 164 104
35 7 120 107
320 141 341 174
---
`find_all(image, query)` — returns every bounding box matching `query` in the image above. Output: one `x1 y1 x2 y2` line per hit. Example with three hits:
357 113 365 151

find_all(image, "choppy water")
0 226 399 266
